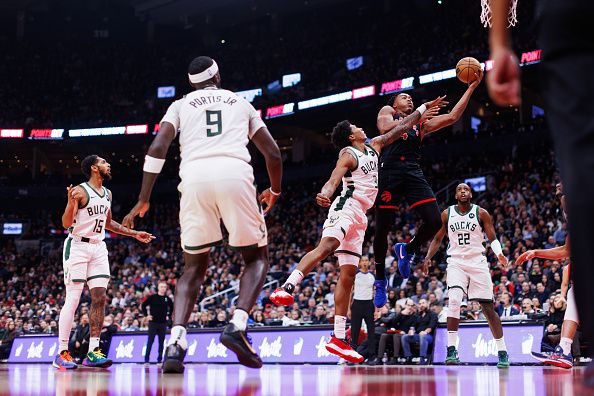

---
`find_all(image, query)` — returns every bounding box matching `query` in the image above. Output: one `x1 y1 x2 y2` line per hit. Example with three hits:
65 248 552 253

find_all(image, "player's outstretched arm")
316 151 357 208
423 210 448 275
251 126 283 215
62 185 83 228
487 0 521 106
560 265 570 301
422 73 482 137
515 236 571 265
479 207 508 270
370 106 439 153
107 191 155 242
376 96 448 135
123 122 176 228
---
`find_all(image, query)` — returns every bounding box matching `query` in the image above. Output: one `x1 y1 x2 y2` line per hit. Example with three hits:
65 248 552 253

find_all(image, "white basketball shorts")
179 178 267 254
446 256 493 302
322 199 368 266
63 237 110 289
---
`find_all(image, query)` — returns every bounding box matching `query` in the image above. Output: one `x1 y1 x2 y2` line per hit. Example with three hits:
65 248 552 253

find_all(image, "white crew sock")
334 315 347 339
560 337 573 355
58 285 83 353
170 325 188 349
495 337 507 352
284 270 304 288
89 337 100 352
447 331 458 348
230 308 249 331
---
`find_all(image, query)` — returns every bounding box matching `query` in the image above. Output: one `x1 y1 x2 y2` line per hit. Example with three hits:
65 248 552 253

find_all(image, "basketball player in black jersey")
373 73 482 307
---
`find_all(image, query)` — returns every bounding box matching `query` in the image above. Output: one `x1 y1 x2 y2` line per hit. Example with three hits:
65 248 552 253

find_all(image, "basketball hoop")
480 0 518 28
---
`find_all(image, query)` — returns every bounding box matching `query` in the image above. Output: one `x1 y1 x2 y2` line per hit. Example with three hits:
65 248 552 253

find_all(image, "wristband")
269 188 281 196
143 155 165 174
416 104 427 115
491 239 503 256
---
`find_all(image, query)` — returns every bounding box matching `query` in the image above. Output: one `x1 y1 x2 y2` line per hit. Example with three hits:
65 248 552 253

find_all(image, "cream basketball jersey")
446 204 485 259
161 88 266 183
70 183 111 240
330 144 379 213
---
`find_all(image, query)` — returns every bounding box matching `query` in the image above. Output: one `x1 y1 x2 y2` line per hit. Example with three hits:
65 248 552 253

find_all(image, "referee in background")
349 256 376 361
142 281 173 365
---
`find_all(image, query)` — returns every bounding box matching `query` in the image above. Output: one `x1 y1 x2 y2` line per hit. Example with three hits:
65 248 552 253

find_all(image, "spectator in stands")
543 295 566 349
311 306 329 325
494 276 514 296
497 292 520 318
99 315 118 353
374 299 417 365
430 302 447 323
70 314 90 361
251 311 266 327
0 321 19 359
209 311 228 328
467 301 486 321
553 223 568 245
284 311 301 327
521 298 536 316
401 299 437 365
515 282 536 305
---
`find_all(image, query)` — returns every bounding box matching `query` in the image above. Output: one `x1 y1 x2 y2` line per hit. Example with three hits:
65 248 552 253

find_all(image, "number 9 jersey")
161 88 266 184
446 204 485 260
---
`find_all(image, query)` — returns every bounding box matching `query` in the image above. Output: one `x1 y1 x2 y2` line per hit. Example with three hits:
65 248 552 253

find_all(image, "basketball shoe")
270 284 295 306
497 351 510 368
220 323 262 368
325 335 364 364
543 345 573 369
52 350 78 370
162 342 187 373
82 348 112 368
373 278 387 308
445 346 460 365
394 243 414 279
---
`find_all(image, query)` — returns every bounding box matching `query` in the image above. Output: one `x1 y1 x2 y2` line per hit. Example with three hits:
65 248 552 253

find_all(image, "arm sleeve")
160 100 182 135
245 100 266 139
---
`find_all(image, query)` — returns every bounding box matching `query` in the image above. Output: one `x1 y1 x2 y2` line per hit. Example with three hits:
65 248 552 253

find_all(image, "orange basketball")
456 57 482 84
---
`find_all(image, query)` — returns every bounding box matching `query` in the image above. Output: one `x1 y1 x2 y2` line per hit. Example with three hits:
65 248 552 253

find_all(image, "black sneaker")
162 342 187 374
220 323 262 368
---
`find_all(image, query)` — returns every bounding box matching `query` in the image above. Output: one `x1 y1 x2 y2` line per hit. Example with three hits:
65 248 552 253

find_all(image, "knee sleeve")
447 287 464 319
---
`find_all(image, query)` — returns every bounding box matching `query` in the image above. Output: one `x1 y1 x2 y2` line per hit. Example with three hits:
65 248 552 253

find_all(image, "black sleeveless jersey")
379 114 422 170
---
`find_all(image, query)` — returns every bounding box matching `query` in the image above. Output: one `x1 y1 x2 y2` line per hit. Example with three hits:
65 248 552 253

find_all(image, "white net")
480 0 518 28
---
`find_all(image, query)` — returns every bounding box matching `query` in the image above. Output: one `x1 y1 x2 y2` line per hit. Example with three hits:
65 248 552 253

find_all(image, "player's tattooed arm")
370 106 439 152
62 185 84 228
316 151 357 208
106 191 155 243
422 210 449 275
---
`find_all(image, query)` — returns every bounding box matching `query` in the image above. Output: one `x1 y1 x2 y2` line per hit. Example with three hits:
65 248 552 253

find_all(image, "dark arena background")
0 0 592 395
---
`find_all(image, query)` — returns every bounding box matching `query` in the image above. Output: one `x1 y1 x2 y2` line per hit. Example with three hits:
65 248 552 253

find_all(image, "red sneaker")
270 287 294 306
325 336 364 363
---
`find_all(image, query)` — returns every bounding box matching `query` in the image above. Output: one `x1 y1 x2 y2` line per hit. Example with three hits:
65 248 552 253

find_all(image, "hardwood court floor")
0 363 592 396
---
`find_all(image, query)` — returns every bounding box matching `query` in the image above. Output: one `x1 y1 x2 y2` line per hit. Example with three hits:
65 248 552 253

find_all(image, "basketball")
456 57 482 84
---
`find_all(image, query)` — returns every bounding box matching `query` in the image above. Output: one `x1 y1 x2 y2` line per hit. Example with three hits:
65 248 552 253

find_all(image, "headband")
188 60 219 83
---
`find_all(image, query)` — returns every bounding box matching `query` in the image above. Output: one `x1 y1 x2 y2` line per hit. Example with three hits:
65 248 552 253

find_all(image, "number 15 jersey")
70 183 111 241
161 88 266 184
446 204 485 260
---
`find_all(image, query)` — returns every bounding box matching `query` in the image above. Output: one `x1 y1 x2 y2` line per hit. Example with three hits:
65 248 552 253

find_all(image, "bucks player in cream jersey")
54 155 154 370
425 183 510 368
123 56 282 372
271 102 440 363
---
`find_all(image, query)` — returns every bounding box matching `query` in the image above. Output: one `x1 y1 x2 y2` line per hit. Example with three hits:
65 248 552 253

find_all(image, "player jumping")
54 155 154 370
424 183 510 368
271 101 440 362
517 183 577 369
123 56 282 372
373 73 482 308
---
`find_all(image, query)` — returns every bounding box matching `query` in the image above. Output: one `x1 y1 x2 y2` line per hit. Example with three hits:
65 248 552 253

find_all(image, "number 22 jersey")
446 204 485 260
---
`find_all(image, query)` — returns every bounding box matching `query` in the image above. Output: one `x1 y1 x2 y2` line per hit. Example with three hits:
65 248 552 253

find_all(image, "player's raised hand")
259 188 279 215
420 106 440 124
122 200 150 229
424 95 449 109
316 193 331 208
469 70 483 89
134 231 156 244
487 48 521 106
515 250 535 266
498 254 509 271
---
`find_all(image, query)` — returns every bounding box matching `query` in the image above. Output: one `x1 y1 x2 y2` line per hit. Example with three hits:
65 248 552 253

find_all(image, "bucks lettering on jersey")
446 204 485 258
331 144 379 212
70 183 111 240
